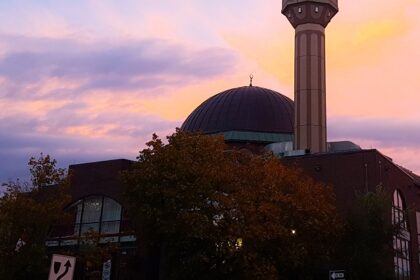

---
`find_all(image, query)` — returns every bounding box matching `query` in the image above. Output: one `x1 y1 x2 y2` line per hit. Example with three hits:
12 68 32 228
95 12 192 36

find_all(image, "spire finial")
249 74 254 87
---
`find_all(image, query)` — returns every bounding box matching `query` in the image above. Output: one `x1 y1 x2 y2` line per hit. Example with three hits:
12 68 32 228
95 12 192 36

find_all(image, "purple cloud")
0 34 238 184
0 34 237 98
329 116 420 148
329 116 420 174
0 111 180 184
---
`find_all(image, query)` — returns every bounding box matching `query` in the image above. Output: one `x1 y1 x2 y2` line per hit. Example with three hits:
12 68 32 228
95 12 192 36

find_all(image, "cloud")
0 34 237 183
0 111 180 184
329 116 420 174
0 35 237 98
329 116 420 148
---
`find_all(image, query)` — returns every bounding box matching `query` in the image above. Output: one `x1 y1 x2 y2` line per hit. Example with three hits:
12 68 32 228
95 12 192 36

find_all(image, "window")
74 196 122 238
393 190 411 279
80 196 102 234
48 196 136 246
416 212 420 264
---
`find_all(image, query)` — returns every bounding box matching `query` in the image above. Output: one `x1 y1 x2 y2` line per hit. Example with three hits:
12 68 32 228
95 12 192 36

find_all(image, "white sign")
48 254 76 280
329 270 346 280
102 259 112 280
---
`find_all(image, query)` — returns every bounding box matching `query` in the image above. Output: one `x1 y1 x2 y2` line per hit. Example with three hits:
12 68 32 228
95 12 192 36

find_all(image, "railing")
282 0 338 8
46 220 136 247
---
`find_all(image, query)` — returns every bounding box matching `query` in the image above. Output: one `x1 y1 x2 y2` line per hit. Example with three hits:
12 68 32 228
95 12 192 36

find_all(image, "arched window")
47 196 135 247
73 196 122 241
393 190 411 279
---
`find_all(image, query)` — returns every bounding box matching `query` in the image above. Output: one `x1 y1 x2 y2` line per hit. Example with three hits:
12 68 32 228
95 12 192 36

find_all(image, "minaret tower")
282 0 338 153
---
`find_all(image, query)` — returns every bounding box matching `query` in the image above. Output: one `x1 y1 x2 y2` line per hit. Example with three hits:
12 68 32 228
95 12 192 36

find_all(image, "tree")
124 131 341 280
338 187 397 280
0 154 70 280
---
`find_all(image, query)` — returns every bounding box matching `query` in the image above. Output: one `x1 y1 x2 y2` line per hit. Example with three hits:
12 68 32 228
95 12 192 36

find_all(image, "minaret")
282 0 338 153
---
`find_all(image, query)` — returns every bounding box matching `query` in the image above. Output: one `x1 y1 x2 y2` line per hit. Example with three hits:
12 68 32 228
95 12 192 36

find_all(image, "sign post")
102 259 112 280
329 270 346 280
48 254 76 280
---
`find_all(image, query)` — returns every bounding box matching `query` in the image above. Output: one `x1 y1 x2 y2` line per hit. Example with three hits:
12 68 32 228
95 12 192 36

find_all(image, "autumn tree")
337 187 397 280
124 131 341 280
0 154 70 280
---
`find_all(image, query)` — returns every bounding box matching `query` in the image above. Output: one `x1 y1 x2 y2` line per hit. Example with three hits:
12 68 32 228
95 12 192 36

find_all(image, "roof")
69 158 134 168
283 148 420 187
397 165 420 186
181 86 294 135
414 174 420 186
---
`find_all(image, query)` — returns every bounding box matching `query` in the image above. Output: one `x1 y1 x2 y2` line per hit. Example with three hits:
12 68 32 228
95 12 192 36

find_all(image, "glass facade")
48 196 135 246
73 196 122 238
393 190 411 279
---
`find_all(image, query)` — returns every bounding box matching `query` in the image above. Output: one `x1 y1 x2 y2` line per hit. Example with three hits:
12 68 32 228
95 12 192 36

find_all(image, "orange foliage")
124 131 341 279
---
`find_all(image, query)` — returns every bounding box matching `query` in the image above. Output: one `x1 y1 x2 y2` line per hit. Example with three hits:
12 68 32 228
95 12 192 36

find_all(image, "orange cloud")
65 124 117 138
140 80 237 121
328 14 410 69
5 99 68 118
37 77 86 97
221 32 294 86
221 9 410 89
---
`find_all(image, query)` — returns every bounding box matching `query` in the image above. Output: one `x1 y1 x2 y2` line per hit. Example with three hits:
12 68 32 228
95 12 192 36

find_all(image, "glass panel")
392 190 411 280
101 221 120 234
394 191 398 206
102 198 122 222
82 197 102 223
72 223 80 237
81 223 100 235
75 202 82 224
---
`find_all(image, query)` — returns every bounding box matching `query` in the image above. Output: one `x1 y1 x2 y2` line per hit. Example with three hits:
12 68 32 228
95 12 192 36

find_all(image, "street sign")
48 254 76 280
102 259 112 280
329 270 346 280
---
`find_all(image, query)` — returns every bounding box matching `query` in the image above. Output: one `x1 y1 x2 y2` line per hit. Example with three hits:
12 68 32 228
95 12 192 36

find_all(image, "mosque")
46 0 420 279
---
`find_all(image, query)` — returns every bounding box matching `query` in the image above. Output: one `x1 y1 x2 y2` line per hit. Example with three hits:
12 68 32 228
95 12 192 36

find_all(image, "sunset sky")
0 0 419 183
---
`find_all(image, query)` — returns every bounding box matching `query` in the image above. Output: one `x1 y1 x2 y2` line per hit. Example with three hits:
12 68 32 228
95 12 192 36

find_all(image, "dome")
181 86 294 143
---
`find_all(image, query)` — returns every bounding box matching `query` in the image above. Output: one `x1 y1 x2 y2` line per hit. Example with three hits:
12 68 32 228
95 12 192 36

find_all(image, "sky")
0 0 419 184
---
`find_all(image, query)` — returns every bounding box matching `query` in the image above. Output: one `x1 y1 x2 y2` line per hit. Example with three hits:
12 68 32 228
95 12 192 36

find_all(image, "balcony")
282 0 338 10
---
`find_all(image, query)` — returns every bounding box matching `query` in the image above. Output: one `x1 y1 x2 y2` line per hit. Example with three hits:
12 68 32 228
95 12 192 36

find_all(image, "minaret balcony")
282 0 338 28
